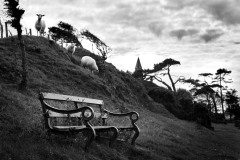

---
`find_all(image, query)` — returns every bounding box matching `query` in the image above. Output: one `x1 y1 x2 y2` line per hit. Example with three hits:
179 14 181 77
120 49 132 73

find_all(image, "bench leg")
84 126 96 152
109 127 118 147
131 126 140 145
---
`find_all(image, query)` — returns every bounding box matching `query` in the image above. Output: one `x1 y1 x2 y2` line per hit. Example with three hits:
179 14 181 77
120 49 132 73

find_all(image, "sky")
1 0 240 94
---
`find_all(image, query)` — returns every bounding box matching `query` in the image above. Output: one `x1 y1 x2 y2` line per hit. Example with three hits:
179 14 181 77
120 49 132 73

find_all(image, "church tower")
133 57 143 79
135 57 143 72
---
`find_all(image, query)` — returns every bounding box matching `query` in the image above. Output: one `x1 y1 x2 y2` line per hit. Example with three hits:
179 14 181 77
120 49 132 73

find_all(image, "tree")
215 68 232 118
81 29 111 62
144 58 182 93
49 21 82 47
182 75 221 114
225 89 239 120
4 0 27 90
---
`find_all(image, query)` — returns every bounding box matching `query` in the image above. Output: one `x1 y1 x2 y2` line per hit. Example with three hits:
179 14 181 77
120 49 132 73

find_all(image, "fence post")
0 23 3 38
5 22 8 38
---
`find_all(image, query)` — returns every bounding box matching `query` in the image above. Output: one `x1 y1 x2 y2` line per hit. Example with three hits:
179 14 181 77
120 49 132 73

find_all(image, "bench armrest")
42 101 94 121
102 108 139 125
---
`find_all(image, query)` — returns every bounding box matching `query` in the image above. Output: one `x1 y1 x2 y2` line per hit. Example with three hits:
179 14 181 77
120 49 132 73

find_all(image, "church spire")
135 57 143 71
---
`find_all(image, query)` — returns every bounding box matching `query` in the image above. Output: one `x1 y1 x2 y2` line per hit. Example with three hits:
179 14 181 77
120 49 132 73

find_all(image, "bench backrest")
40 92 104 105
39 92 98 129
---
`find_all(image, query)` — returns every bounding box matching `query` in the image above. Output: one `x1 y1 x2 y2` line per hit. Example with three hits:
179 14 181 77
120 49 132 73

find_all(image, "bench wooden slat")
48 111 82 117
53 126 86 131
41 92 104 105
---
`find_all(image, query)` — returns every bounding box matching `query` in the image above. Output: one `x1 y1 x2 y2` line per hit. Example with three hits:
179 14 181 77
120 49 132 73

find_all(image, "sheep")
35 14 46 36
66 43 77 55
80 56 99 73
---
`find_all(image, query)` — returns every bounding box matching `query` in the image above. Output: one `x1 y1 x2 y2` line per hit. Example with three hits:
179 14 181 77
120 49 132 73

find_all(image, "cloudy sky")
1 0 240 93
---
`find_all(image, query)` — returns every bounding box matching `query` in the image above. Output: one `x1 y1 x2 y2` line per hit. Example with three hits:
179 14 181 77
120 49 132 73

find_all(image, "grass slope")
0 36 240 160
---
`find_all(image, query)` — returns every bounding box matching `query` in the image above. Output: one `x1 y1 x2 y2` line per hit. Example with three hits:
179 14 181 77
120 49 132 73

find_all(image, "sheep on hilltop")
35 14 46 36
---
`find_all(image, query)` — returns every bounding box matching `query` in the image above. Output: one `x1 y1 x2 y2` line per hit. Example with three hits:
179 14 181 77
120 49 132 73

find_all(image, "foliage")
225 89 240 120
192 103 214 130
176 88 194 115
147 86 190 119
4 0 24 36
49 21 82 47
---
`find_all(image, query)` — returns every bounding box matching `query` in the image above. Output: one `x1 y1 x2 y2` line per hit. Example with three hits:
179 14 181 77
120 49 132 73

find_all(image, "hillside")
0 36 240 160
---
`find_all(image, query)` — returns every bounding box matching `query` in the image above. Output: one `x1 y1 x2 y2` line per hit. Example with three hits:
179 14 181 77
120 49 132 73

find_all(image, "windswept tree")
4 0 27 89
214 68 232 118
183 74 221 114
49 21 82 47
144 58 183 93
81 29 111 62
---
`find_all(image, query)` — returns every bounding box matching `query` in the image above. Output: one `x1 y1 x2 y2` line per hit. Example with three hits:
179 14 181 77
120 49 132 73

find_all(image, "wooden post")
0 23 3 38
5 22 8 38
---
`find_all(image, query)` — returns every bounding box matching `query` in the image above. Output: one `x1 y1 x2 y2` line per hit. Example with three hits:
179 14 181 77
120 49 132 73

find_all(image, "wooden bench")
39 92 140 148
39 92 98 151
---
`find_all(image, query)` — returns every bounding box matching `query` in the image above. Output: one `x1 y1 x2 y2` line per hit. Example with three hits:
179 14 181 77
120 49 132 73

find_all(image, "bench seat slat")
53 126 86 131
41 92 104 105
48 111 82 118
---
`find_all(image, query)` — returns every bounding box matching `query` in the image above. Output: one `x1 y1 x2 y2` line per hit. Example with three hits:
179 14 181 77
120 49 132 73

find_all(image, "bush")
147 87 187 119
192 103 214 130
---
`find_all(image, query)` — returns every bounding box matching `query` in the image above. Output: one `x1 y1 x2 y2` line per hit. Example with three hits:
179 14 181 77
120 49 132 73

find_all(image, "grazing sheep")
35 14 46 36
80 56 99 73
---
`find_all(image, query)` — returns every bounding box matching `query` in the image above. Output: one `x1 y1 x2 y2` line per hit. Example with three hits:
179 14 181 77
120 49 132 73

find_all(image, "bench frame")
39 92 96 151
39 92 140 149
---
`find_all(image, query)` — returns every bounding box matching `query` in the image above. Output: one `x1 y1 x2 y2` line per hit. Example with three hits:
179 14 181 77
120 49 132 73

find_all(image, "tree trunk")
167 67 176 93
0 23 3 38
219 74 225 118
210 93 218 114
154 76 172 91
18 34 28 90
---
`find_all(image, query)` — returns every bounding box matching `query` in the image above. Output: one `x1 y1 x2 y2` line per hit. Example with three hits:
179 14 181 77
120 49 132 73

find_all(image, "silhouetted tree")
49 21 82 47
182 76 221 114
144 58 182 93
4 0 27 90
81 29 111 62
215 68 232 118
225 89 239 120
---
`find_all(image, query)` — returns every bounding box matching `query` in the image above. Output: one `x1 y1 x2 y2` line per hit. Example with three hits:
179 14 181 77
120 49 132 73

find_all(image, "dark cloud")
163 0 240 25
148 22 165 37
170 29 199 40
200 29 224 43
162 0 195 10
200 0 240 25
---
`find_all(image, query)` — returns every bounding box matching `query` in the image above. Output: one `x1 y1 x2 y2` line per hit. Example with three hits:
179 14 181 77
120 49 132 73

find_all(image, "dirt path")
209 123 240 160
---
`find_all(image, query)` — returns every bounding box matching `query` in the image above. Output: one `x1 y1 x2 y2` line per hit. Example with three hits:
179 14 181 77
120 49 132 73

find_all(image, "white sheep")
35 14 46 36
66 43 77 55
80 56 99 73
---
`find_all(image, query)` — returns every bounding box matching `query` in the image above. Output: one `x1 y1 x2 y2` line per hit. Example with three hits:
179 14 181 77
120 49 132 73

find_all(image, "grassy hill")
0 36 239 160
